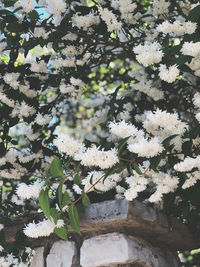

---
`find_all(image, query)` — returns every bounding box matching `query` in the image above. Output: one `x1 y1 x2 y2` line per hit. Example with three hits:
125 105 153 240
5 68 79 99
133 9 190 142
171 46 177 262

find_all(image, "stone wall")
31 233 179 267
5 200 200 267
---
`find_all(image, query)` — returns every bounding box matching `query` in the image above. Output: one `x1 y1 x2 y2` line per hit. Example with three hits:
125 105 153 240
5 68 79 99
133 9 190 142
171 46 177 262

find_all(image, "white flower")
153 0 170 16
128 137 164 158
54 133 85 157
181 42 200 57
109 121 138 139
47 0 67 16
11 195 24 206
78 147 119 169
0 224 4 231
56 219 65 228
24 219 55 238
70 77 85 87
193 92 200 108
73 184 82 195
131 80 164 101
149 173 179 202
196 113 200 123
99 7 122 32
133 42 163 66
3 72 20 89
20 0 34 13
174 156 200 172
72 13 100 31
143 109 188 138
82 171 117 192
124 175 148 201
16 182 43 199
35 113 52 126
156 20 197 35
159 64 180 83
30 61 48 73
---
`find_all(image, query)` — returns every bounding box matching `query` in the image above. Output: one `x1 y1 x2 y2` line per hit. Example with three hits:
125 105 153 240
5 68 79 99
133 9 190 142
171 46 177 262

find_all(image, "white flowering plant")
0 0 200 264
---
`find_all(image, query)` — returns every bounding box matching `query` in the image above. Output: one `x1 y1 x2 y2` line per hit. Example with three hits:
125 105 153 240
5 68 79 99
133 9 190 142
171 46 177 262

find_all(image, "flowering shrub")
0 0 200 265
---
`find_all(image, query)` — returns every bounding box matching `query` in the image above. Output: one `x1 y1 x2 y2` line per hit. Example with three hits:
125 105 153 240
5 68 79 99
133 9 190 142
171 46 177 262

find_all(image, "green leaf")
55 225 68 241
82 191 91 206
57 178 64 210
182 140 193 156
188 5 200 22
68 205 81 235
162 134 179 149
133 162 142 175
7 22 26 33
50 208 58 225
49 156 63 178
173 55 192 67
28 10 39 20
117 136 130 155
103 163 120 183
39 189 51 219
62 191 71 207
74 173 81 185
2 0 16 7
128 163 134 176
150 155 163 172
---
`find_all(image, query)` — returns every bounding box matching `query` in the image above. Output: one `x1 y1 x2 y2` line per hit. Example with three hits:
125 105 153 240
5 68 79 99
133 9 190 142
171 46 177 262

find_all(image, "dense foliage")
0 0 200 265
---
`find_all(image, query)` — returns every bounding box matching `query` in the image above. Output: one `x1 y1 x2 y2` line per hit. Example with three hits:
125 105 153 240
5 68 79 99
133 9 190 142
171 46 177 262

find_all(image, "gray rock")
80 233 179 267
46 240 76 267
30 247 44 267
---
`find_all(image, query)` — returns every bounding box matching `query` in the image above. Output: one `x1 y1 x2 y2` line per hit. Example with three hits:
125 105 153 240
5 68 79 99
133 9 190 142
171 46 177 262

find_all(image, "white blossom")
16 182 43 199
46 0 67 16
99 7 122 32
153 0 170 16
181 42 200 57
156 20 197 35
193 92 200 108
35 113 52 126
133 42 163 66
20 0 34 13
54 133 85 157
124 175 148 201
149 173 179 202
174 156 200 172
82 171 119 192
24 219 55 238
143 109 188 138
128 137 164 158
109 121 138 139
78 147 119 169
159 64 180 83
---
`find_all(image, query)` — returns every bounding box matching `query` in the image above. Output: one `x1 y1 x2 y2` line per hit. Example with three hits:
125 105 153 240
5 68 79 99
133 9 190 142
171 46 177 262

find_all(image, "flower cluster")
0 0 200 263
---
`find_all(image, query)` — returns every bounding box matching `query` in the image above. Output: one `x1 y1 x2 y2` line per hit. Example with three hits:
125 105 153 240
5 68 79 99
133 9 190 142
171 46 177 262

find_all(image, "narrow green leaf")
28 10 39 20
103 164 118 182
133 162 142 175
68 205 81 235
49 156 64 178
128 163 134 176
82 191 91 206
162 134 179 149
188 5 200 22
55 225 68 241
57 178 64 210
150 155 163 172
50 208 58 225
74 174 81 185
117 136 130 155
39 189 51 219
62 191 71 207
